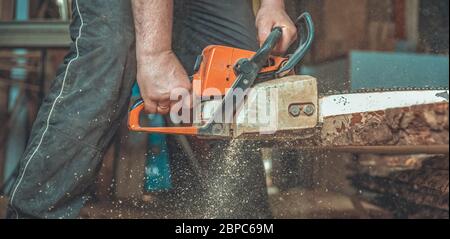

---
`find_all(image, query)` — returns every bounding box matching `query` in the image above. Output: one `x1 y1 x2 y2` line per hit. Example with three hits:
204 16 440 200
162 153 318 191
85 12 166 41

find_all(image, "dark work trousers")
7 0 271 219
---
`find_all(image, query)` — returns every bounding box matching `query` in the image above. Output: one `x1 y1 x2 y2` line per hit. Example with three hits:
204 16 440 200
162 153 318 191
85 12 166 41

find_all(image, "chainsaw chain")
320 86 449 97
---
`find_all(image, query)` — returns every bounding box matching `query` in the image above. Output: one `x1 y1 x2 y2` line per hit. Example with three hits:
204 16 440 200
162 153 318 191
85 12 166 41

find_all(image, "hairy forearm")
261 0 285 8
131 0 173 61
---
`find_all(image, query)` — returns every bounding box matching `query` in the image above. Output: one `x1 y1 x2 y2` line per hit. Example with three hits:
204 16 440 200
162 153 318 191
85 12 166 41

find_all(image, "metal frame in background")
0 21 70 48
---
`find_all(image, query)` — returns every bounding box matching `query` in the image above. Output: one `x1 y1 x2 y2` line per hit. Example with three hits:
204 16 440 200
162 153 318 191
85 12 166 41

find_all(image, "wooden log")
320 103 449 147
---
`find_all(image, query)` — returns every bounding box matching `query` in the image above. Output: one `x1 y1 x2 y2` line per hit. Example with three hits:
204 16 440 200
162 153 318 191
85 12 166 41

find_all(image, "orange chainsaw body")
192 45 287 97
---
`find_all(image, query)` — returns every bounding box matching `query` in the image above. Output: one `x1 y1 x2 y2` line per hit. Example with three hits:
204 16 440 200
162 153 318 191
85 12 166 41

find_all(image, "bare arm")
131 0 191 114
132 0 173 60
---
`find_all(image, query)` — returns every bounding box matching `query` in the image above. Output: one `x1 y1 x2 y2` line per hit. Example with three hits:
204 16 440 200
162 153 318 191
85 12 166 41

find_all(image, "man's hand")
136 51 191 115
256 0 297 55
132 0 191 114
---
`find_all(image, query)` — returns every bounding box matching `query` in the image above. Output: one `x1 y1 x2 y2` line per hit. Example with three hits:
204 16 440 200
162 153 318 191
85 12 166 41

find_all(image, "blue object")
350 51 449 90
131 84 172 192
144 115 172 192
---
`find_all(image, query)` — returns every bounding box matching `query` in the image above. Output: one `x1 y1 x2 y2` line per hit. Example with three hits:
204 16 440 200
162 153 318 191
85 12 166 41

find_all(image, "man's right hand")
136 51 192 115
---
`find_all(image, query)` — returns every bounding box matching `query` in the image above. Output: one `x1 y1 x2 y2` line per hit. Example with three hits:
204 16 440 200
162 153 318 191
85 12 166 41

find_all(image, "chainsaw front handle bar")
276 12 314 77
128 99 199 135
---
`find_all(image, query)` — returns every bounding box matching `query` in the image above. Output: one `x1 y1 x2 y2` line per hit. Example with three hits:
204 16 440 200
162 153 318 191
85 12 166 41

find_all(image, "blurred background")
0 0 449 218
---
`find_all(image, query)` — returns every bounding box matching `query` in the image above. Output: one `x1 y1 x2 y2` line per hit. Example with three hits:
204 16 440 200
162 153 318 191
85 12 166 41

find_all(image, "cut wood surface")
320 103 449 147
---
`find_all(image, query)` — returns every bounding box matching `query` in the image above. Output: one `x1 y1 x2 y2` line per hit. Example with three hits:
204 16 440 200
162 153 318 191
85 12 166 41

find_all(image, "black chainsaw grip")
251 27 283 68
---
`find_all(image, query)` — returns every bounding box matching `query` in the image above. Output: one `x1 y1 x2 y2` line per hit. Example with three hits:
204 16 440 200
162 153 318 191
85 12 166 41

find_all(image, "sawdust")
202 139 243 218
201 139 267 219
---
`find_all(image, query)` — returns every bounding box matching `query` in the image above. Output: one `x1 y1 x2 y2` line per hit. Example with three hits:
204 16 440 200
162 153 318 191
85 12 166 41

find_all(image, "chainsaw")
128 13 315 137
128 12 449 140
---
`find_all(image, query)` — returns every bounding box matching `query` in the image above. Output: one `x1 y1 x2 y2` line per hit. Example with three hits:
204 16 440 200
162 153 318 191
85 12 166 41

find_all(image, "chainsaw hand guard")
276 12 314 77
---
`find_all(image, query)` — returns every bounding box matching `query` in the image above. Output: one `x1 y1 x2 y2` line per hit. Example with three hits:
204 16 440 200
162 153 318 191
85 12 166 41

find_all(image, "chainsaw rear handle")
128 99 199 135
276 12 314 76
